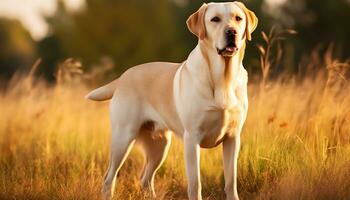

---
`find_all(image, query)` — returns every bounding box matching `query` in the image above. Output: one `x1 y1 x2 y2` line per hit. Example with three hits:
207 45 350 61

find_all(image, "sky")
0 0 85 40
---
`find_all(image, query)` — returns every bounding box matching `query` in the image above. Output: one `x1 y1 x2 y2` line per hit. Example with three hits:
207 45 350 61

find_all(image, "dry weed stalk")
325 61 349 96
322 44 350 101
83 56 115 85
7 58 42 95
315 44 350 143
257 26 297 91
22 58 42 91
298 45 324 79
55 58 84 85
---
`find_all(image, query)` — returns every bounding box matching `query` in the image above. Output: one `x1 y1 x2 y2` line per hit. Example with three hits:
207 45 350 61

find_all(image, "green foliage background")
0 0 349 82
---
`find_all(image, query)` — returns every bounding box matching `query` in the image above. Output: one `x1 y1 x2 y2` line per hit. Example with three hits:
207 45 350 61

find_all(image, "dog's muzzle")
217 28 238 57
217 43 238 57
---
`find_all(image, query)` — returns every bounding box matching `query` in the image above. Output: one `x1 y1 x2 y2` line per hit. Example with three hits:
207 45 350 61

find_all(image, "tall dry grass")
1 43 350 199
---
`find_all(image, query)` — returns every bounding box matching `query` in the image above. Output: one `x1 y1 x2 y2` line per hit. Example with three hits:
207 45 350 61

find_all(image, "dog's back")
87 62 183 133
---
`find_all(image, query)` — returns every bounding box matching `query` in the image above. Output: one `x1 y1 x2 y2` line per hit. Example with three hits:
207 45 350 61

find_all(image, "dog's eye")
211 16 221 22
235 16 242 22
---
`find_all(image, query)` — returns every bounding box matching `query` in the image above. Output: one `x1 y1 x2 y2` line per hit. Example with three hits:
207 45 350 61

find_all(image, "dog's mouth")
217 42 238 57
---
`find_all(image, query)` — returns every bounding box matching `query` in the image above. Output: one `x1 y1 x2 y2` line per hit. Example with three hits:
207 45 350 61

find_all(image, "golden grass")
0 56 350 200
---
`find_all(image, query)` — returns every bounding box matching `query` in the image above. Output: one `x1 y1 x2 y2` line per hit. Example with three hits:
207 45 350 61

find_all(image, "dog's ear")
186 3 208 40
234 1 258 41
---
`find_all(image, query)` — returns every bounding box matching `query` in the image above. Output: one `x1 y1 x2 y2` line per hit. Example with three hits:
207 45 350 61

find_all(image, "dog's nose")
225 28 237 42
225 28 237 37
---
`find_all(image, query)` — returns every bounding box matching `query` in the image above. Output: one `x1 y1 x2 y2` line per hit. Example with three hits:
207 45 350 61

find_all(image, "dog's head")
187 1 258 57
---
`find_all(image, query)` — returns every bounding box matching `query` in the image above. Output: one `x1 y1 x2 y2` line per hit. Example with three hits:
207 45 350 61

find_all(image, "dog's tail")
85 79 118 101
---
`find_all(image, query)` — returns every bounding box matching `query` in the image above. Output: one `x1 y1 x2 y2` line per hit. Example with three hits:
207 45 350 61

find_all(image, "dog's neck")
185 41 246 109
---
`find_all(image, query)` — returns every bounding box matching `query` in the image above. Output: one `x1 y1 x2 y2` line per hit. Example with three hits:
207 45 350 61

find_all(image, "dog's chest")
198 105 243 148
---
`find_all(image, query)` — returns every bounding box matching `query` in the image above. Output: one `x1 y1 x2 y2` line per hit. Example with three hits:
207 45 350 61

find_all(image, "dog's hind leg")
102 94 144 200
102 124 139 200
138 130 172 197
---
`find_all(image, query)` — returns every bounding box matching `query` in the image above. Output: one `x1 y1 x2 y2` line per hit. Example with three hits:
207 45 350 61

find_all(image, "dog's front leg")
184 131 202 200
223 136 241 200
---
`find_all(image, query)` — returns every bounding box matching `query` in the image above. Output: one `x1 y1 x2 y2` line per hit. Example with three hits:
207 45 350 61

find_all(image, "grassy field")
0 55 350 200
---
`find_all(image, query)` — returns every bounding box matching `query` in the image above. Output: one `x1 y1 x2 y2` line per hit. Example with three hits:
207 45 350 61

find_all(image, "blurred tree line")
0 19 35 82
0 0 349 82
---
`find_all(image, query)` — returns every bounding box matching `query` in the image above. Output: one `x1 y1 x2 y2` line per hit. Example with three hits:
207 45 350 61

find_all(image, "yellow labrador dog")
87 2 257 200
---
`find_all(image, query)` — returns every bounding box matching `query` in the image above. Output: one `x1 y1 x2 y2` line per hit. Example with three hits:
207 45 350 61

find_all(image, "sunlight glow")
265 0 288 7
0 0 85 40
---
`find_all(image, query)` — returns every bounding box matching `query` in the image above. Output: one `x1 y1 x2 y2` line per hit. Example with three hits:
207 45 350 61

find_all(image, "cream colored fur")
86 2 258 200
